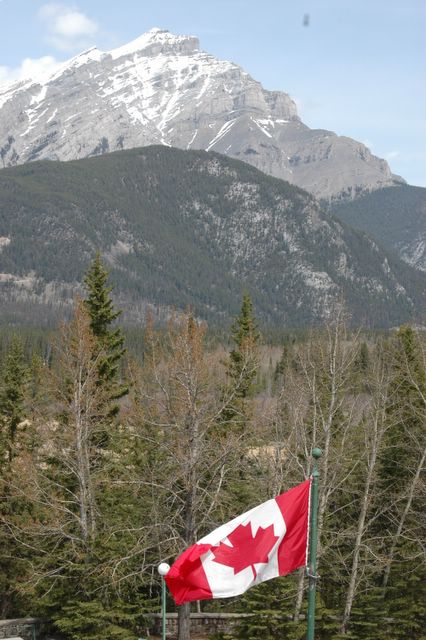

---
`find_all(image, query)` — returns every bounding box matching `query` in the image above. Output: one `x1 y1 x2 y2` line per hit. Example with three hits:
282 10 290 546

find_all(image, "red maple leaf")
212 522 279 579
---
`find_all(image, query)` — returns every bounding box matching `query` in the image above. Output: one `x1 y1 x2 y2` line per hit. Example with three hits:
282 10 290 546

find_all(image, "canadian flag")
165 479 311 605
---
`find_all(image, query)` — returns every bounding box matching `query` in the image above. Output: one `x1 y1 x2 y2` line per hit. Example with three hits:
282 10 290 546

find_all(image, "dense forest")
1 146 425 328
0 255 425 640
331 184 426 271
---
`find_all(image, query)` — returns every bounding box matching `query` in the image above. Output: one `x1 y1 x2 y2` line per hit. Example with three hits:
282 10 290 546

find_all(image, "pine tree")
53 599 146 640
235 577 304 640
0 335 28 462
222 294 260 431
379 326 424 491
354 340 369 375
83 252 127 417
273 339 296 393
28 301 148 640
228 294 259 398
0 336 31 617
377 326 426 636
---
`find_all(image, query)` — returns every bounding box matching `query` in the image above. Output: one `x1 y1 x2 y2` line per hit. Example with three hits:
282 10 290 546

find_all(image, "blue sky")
1 0 425 186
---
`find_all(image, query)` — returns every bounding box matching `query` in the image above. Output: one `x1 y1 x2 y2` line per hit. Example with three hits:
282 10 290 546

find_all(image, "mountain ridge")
331 184 426 271
0 28 402 201
0 145 423 328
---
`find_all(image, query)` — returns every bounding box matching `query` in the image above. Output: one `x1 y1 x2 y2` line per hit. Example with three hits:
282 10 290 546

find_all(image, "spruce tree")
377 326 426 634
235 578 304 640
83 252 127 416
0 335 27 462
221 294 260 434
0 335 30 617
379 325 424 491
227 293 260 399
30 301 148 640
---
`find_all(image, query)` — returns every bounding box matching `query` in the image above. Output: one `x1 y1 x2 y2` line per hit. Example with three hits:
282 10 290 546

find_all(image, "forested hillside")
331 184 426 271
1 258 425 640
0 146 424 328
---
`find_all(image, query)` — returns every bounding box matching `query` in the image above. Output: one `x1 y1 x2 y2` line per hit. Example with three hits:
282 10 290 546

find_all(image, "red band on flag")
275 479 311 575
165 543 212 605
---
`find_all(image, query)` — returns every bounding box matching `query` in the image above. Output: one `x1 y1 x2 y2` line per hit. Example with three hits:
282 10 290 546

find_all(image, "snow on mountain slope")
0 28 402 200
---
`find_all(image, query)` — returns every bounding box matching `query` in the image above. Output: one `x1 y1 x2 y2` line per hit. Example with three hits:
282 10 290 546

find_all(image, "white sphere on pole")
158 562 170 576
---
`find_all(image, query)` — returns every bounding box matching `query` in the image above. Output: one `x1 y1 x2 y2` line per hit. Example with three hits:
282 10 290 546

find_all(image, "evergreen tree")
83 252 127 416
380 326 424 491
0 335 28 462
235 577 304 640
222 294 260 431
273 339 297 393
228 294 259 398
377 326 426 636
52 599 147 640
29 301 148 640
0 336 31 617
354 340 369 375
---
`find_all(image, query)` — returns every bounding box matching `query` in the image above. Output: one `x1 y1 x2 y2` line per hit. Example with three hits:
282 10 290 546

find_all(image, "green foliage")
220 294 260 436
227 294 260 399
383 561 426 639
84 253 128 415
22 301 152 640
0 312 425 639
331 184 426 269
0 147 424 329
233 577 305 640
354 340 369 373
51 599 146 640
0 335 27 460
343 587 388 639
380 326 425 490
0 335 34 618
273 337 297 393
84 252 122 338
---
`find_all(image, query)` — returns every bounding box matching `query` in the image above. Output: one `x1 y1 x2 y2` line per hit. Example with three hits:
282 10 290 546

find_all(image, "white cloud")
38 3 99 52
385 150 400 160
0 56 60 87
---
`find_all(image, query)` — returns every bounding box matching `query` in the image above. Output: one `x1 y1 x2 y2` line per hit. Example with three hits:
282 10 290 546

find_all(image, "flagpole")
307 447 322 640
158 562 170 640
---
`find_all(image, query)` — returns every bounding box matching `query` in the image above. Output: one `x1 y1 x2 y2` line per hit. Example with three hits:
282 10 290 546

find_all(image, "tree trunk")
178 603 191 640
340 417 381 633
382 445 426 589
177 484 196 638
74 375 96 543
293 566 305 622
178 411 199 640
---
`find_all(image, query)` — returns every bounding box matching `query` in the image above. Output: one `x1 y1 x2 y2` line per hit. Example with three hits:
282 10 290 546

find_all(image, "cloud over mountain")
38 3 100 52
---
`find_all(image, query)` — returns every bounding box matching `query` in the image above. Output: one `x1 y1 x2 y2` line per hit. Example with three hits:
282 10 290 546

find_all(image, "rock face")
0 28 402 201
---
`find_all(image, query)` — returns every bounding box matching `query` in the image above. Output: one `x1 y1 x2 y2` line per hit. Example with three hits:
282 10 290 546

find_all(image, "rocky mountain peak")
109 28 200 59
0 29 403 200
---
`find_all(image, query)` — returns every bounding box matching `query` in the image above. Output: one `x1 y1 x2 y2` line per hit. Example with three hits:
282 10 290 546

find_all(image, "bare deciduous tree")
131 313 253 640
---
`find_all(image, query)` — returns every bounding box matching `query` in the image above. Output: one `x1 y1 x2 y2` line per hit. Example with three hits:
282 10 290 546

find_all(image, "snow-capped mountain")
0 28 402 200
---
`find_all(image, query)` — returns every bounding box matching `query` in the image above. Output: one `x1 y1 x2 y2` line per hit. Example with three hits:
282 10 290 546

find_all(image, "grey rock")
0 28 402 200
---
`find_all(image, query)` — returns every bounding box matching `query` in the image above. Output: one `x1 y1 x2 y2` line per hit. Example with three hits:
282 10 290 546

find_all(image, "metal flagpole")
307 447 322 640
158 562 170 640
